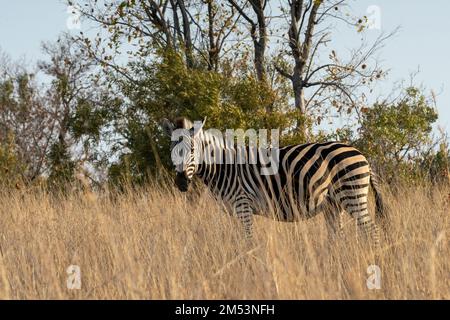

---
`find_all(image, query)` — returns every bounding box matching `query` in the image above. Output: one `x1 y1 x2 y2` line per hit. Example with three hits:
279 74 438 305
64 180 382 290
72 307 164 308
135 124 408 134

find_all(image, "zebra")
161 117 387 248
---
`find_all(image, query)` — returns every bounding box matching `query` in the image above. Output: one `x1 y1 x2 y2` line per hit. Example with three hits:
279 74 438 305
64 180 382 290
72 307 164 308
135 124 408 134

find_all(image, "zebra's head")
161 117 206 192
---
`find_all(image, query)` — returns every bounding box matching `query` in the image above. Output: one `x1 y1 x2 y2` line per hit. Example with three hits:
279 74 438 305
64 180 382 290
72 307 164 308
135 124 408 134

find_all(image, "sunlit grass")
0 181 448 299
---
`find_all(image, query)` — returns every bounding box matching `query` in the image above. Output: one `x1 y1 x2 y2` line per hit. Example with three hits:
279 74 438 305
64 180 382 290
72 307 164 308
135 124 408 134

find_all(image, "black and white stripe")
162 117 387 248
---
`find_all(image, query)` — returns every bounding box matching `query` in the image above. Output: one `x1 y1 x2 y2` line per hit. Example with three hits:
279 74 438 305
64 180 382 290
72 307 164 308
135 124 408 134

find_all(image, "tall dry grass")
0 181 448 299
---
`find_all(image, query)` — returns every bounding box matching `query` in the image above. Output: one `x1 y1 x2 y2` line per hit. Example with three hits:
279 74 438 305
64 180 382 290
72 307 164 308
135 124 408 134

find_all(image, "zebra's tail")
369 170 388 226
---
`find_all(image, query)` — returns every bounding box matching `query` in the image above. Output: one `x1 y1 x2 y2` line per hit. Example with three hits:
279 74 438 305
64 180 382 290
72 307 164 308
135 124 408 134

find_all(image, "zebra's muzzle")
175 172 190 192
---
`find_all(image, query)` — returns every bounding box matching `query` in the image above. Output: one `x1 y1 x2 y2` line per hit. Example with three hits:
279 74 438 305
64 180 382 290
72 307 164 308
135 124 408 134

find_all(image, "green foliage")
0 133 24 186
108 50 296 185
0 79 14 107
69 97 110 141
419 138 450 185
314 126 355 144
356 87 439 182
47 139 76 189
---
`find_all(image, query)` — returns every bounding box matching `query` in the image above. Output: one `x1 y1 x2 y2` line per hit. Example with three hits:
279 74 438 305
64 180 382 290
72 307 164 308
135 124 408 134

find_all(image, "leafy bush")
356 87 439 182
0 133 25 187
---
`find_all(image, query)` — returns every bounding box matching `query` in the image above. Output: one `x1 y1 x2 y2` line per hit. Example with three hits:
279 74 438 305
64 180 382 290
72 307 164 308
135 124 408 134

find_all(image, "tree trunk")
254 40 266 83
293 73 307 138
228 1 267 83
207 1 219 71
177 0 194 68
146 127 165 174
286 0 321 139
251 0 267 84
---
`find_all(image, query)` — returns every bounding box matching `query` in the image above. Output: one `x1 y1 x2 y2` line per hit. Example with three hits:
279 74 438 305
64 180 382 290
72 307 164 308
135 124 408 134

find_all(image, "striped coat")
162 117 387 247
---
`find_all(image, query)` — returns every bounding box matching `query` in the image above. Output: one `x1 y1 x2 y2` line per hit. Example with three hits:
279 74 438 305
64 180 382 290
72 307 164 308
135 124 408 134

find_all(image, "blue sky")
346 0 450 135
0 0 449 135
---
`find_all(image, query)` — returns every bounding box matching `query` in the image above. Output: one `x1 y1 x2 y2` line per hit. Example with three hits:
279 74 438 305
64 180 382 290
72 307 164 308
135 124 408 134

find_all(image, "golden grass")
0 182 448 299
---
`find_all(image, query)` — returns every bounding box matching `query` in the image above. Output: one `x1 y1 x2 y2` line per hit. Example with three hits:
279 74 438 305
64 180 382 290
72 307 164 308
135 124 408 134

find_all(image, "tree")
274 0 394 138
356 87 439 182
0 53 55 181
72 0 239 72
41 34 118 188
228 0 268 83
0 37 110 188
73 0 394 142
106 49 293 185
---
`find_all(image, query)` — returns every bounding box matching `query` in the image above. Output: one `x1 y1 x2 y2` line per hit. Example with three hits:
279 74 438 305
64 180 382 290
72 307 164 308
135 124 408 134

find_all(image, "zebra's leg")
342 198 381 250
324 210 344 240
323 197 344 239
234 195 254 240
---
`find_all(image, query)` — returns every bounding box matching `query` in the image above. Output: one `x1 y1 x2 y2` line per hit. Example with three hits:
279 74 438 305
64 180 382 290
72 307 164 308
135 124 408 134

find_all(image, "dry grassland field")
0 182 448 299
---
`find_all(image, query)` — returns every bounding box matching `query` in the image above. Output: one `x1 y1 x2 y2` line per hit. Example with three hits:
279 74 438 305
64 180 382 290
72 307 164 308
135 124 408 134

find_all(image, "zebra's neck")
194 130 237 188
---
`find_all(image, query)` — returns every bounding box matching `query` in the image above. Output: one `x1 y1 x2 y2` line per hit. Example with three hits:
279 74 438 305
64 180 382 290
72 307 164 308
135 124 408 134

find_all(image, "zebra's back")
242 142 371 222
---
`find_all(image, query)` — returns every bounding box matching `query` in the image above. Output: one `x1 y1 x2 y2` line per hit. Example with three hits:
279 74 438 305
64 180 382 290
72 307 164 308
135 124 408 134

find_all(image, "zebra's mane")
173 117 193 130
174 117 241 152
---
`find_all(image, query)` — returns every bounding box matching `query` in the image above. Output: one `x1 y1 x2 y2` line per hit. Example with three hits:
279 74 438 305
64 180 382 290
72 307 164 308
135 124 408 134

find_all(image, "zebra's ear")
161 118 175 137
193 117 207 138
